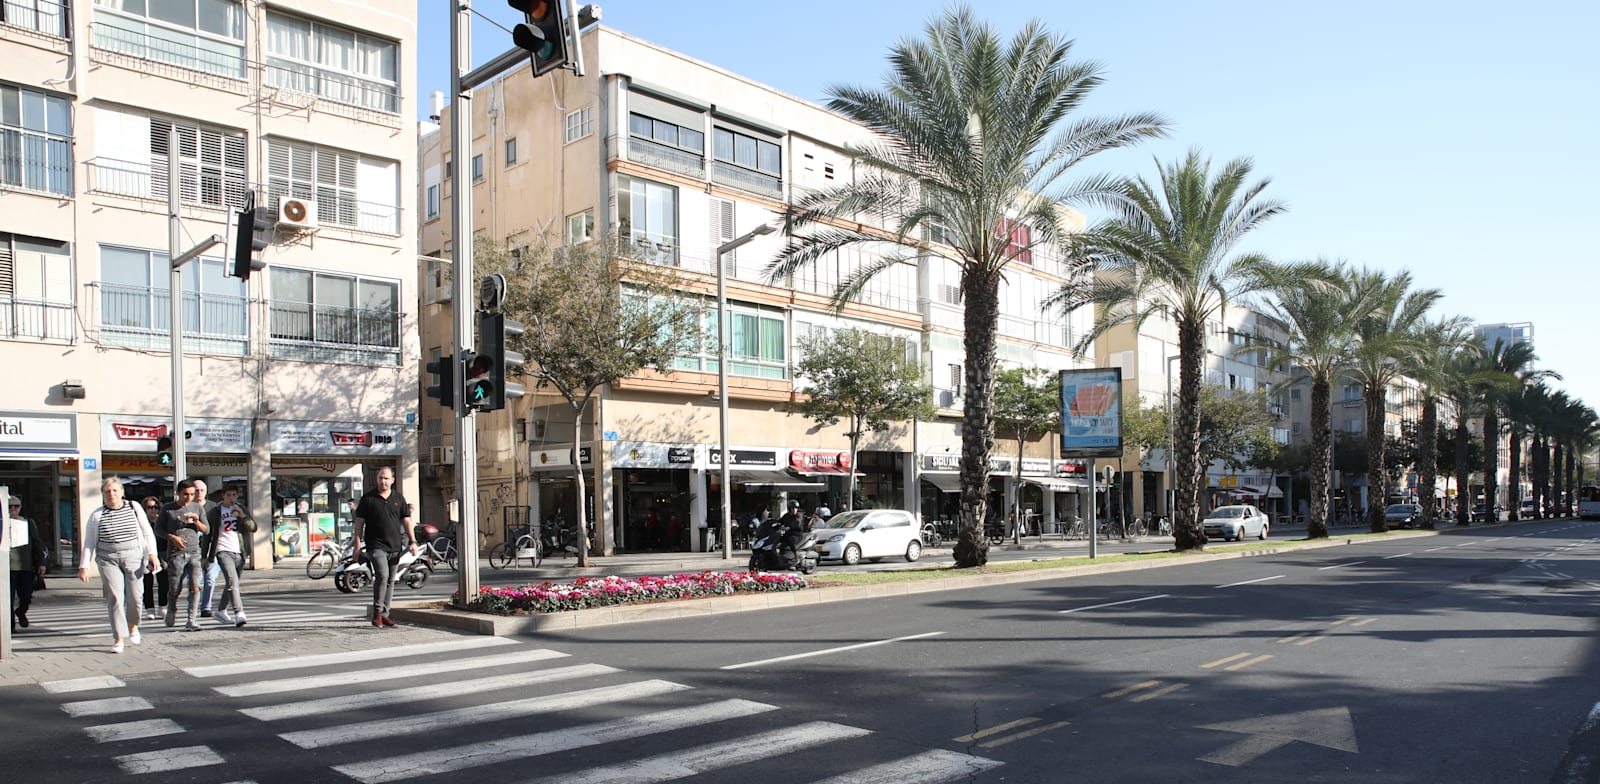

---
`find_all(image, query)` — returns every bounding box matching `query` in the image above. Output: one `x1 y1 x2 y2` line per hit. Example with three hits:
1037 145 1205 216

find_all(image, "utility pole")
451 0 482 602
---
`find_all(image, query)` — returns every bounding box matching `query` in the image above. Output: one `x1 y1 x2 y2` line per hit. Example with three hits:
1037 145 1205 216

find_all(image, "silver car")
1202 505 1270 542
813 509 924 565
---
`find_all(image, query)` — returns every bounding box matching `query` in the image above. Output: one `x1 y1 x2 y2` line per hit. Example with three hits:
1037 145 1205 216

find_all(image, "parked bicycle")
488 526 543 569
920 522 943 547
305 538 352 580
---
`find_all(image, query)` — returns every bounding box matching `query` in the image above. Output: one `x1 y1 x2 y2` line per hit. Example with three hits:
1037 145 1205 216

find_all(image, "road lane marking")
1277 632 1309 644
721 631 945 670
1103 680 1162 699
242 663 619 721
86 718 185 743
1350 617 1377 627
1129 683 1187 702
977 721 1070 749
1382 552 1413 560
184 636 517 678
810 749 1005 783
282 679 691 749
62 696 153 717
1199 706 1358 766
331 699 778 784
1294 636 1326 647
1057 594 1170 614
953 718 1037 743
1319 561 1364 570
217 648 567 697
1329 616 1359 626
41 676 125 694
115 745 223 774
1201 653 1253 669
527 722 872 783
1424 547 1447 552
1224 654 1274 671
1217 575 1284 588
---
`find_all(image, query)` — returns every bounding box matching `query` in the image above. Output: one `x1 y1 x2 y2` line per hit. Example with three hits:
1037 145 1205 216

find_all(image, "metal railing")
627 137 704 179
711 160 782 199
1 0 68 37
268 302 400 364
264 61 399 116
85 157 250 211
98 284 248 354
90 19 247 80
0 298 73 341
0 125 72 196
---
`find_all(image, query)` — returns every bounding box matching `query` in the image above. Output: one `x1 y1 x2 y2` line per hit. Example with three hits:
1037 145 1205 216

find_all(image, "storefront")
266 420 404 558
918 452 1012 524
612 441 696 551
529 444 594 548
100 415 252 503
0 410 78 569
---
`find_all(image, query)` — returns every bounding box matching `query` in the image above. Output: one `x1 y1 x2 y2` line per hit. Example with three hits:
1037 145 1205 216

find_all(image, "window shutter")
711 197 735 276
0 241 13 299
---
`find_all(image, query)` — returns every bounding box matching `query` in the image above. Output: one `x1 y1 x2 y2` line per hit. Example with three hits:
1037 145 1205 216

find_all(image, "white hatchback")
1202 505 1270 542
813 510 924 565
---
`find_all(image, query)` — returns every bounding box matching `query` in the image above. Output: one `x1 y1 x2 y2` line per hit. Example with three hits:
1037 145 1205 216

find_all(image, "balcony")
98 283 248 355
1 0 68 38
89 19 246 82
0 297 73 342
86 157 249 212
264 61 400 116
627 137 704 180
268 301 400 365
711 161 781 200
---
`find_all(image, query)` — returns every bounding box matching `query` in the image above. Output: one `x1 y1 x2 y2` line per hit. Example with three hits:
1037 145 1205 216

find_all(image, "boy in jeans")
160 479 208 631
203 486 255 627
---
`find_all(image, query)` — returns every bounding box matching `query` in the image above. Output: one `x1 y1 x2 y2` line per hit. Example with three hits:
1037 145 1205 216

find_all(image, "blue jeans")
167 550 204 626
198 559 220 611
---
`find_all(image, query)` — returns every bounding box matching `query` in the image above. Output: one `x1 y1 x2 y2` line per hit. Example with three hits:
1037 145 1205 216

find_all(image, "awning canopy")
920 472 962 493
729 469 826 492
1026 477 1085 492
1233 485 1284 499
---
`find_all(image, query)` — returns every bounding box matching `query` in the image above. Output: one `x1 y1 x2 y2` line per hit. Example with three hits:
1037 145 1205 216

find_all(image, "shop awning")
920 472 962 493
1233 485 1284 499
729 469 826 492
1025 477 1084 492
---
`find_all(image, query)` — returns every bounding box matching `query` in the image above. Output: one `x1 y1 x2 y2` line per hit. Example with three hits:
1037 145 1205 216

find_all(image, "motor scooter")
748 518 818 574
333 548 430 593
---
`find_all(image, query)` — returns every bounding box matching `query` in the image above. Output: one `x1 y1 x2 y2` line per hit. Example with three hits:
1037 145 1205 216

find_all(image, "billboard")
1059 368 1123 457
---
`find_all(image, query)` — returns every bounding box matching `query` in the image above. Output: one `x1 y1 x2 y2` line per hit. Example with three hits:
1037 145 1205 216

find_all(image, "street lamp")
715 222 776 559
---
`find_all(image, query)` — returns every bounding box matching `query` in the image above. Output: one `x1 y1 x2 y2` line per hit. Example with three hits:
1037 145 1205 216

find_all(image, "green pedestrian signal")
155 434 174 468
461 350 495 412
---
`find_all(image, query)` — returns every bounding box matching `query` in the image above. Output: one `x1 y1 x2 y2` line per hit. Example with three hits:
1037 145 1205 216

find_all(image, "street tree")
1474 338 1546 521
767 5 1168 567
1121 386 1281 495
993 367 1061 541
792 328 933 510
480 237 702 567
1404 315 1476 527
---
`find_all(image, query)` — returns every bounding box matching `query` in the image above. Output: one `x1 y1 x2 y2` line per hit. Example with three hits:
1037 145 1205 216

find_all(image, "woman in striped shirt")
79 476 160 654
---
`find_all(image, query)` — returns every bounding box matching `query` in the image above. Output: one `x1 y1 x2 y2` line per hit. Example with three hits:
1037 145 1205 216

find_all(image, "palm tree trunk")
1483 409 1500 522
1364 384 1387 533
1508 427 1523 521
1308 375 1333 539
1554 442 1566 515
1418 396 1439 528
1454 415 1471 525
1532 434 1546 518
953 271 1000 567
1173 320 1205 551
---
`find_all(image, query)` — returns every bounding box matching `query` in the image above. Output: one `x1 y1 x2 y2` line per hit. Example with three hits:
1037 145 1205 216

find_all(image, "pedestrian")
815 499 832 521
78 476 160 653
192 479 220 618
350 466 413 628
203 485 255 627
9 496 49 632
139 496 168 621
160 478 209 631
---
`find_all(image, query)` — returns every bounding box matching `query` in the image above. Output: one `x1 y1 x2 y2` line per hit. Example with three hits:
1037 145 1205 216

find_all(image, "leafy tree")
792 328 934 508
767 5 1167 567
1121 387 1280 480
480 236 702 567
993 367 1061 540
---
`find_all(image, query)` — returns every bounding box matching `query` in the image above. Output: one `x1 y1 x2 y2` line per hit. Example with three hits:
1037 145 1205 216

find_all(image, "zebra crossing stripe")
184 636 517 678
282 679 692 749
86 718 185 743
115 744 224 774
62 696 154 718
808 749 1006 783
217 647 568 697
241 663 620 722
332 698 779 784
527 721 871 784
41 676 126 694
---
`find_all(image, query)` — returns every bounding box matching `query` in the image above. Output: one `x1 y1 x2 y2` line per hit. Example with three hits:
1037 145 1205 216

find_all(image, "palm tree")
1504 377 1562 521
768 6 1168 567
1258 260 1364 539
1404 315 1476 528
1344 268 1440 533
1476 339 1548 521
1443 349 1491 525
1057 151 1295 551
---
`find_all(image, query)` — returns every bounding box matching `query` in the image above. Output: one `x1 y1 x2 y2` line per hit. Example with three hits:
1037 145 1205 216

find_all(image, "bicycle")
488 526 542 569
920 523 943 547
305 538 351 580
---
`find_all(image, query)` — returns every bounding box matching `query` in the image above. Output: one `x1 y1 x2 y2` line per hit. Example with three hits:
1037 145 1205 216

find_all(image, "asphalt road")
8 519 1600 783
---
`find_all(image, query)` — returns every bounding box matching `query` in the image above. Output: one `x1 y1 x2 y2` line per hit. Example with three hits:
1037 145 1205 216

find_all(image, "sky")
418 0 1600 411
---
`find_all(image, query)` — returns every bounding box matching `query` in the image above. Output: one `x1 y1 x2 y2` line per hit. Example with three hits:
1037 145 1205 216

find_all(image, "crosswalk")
38 636 1004 783
10 597 370 644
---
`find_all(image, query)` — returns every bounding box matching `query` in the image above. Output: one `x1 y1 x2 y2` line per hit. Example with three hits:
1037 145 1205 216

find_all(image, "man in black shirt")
351 466 413 628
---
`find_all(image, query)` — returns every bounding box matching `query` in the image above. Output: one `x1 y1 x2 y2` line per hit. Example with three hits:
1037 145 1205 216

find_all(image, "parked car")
1472 503 1497 523
1384 503 1422 529
1519 499 1541 517
812 509 923 565
1202 505 1270 542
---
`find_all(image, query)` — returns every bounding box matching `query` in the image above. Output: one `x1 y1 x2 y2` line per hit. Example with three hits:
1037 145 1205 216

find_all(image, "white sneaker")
214 609 233 625
129 629 142 645
143 609 157 621
233 611 247 628
111 641 125 654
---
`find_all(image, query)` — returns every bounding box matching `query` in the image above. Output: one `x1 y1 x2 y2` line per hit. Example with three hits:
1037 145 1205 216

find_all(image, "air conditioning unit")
939 388 962 408
278 196 317 229
429 445 455 465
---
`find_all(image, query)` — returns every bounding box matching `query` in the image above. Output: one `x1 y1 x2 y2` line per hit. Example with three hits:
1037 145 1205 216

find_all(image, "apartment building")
0 0 418 571
417 25 1096 552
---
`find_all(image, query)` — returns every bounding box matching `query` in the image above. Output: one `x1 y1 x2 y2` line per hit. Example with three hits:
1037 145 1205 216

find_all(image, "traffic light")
460 349 491 412
231 192 276 281
425 354 456 409
509 0 569 77
475 310 527 412
155 434 174 468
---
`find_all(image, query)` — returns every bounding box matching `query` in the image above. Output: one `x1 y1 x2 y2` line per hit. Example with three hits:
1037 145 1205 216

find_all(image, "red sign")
329 430 374 447
789 449 852 474
1055 460 1086 475
112 422 169 442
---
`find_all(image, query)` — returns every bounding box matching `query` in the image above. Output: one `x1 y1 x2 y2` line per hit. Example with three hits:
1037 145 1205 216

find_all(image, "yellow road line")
953 717 1039 744
976 721 1070 749
1129 683 1187 703
1224 654 1274 671
1277 632 1309 644
1102 680 1162 699
1351 617 1377 626
1330 616 1358 626
1201 652 1253 669
1294 635 1326 646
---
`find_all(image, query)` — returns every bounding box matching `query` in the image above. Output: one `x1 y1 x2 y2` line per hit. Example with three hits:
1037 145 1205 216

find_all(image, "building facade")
0 0 419 571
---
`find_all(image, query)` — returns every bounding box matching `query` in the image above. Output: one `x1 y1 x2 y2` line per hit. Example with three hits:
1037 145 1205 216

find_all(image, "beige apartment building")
417 25 1097 552
0 0 418 571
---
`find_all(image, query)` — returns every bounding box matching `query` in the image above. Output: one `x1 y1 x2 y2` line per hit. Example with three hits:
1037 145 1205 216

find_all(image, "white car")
813 510 923 565
1202 505 1270 542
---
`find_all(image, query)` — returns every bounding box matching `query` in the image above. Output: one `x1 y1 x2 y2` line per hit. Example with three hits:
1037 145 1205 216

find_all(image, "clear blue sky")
419 0 1600 412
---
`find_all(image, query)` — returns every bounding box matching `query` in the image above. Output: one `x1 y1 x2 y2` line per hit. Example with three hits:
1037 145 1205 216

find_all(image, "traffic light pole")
451 0 483 603
167 141 187 480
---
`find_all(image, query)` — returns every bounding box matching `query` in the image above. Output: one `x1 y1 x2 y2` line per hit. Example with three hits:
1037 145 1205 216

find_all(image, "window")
471 154 484 181
713 127 780 175
93 0 246 79
949 363 963 393
566 210 594 244
0 233 73 341
99 244 246 353
710 197 735 275
1343 383 1361 401
90 107 247 209
1 84 72 196
997 218 1031 265
630 113 704 154
504 138 517 166
1345 419 1362 433
675 301 787 379
1 0 68 36
1290 387 1301 400
565 107 593 143
269 267 400 363
265 138 399 234
616 174 677 265
425 184 439 219
264 11 399 113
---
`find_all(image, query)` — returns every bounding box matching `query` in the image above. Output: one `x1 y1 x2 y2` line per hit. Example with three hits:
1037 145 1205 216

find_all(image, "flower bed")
456 570 807 615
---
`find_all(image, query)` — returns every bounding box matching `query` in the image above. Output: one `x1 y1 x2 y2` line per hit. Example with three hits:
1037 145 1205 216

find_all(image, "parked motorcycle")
333 548 430 593
748 518 818 574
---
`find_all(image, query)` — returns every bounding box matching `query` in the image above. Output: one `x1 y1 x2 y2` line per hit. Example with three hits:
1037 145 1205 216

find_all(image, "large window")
712 125 781 197
265 138 399 234
616 174 677 266
1 83 72 196
627 112 703 177
99 244 246 353
1 0 68 36
265 11 399 114
89 106 247 210
269 267 399 364
0 233 73 341
674 301 787 380
93 0 246 79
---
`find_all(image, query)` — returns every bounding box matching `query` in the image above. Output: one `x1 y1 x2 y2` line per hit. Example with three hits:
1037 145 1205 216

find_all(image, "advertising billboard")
1059 368 1123 457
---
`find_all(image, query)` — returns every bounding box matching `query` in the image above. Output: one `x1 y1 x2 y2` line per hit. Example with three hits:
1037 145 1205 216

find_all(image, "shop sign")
533 446 592 468
667 446 694 464
102 415 251 453
789 449 851 474
268 420 403 456
103 454 248 472
611 442 698 469
1020 458 1052 476
920 452 1012 474
708 448 777 467
0 410 76 451
1054 460 1087 476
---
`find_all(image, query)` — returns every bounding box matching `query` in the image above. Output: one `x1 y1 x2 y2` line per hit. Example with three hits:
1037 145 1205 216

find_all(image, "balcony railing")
711 161 782 199
98 283 248 355
1 0 68 37
86 157 250 211
264 61 399 116
626 137 704 179
1 124 72 196
268 302 400 365
90 19 247 80
0 298 73 341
